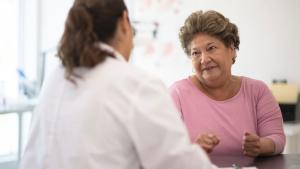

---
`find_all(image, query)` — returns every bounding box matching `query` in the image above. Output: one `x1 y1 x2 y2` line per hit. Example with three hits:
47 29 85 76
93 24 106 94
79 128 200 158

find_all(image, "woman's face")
190 33 235 87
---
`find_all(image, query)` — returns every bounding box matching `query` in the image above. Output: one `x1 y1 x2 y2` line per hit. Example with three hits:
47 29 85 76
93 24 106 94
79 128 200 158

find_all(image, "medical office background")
0 0 300 168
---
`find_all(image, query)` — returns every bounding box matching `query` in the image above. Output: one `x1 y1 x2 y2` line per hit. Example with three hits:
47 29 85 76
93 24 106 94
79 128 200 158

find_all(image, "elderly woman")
20 1 218 169
169 10 285 157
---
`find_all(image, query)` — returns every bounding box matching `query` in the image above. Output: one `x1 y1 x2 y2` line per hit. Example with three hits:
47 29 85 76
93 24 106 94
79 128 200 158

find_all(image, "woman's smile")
201 65 218 72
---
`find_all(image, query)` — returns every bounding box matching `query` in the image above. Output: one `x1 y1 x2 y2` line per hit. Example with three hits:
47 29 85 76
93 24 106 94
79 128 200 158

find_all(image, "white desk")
0 101 35 162
283 122 300 154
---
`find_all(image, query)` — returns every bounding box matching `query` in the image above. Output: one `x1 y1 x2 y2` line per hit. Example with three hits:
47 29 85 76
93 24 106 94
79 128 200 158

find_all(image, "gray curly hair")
179 10 240 63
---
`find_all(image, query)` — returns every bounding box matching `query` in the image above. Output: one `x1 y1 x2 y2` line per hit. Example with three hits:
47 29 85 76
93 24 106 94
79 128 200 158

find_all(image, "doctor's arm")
126 78 217 169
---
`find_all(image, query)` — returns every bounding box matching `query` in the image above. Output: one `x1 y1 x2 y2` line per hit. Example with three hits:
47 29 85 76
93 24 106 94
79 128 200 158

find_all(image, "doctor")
20 0 217 169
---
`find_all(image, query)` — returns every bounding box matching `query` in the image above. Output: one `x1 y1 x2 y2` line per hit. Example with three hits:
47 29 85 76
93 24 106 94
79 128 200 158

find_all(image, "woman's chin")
202 73 219 81
201 75 222 87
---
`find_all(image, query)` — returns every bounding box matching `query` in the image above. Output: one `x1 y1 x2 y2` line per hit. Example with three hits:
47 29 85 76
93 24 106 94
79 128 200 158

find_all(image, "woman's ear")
230 44 237 64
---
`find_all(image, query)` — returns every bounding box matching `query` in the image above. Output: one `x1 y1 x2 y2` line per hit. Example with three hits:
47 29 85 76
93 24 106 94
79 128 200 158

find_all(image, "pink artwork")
137 0 183 16
161 42 174 57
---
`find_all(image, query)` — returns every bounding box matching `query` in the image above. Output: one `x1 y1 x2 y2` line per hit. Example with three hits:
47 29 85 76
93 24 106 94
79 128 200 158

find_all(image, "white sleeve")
126 77 217 169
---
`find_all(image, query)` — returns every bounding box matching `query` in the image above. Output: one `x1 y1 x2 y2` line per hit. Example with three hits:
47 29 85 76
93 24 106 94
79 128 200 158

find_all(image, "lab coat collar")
97 42 126 62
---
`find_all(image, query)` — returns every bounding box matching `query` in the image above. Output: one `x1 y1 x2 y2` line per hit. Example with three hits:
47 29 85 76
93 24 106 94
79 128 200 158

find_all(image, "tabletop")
210 154 300 169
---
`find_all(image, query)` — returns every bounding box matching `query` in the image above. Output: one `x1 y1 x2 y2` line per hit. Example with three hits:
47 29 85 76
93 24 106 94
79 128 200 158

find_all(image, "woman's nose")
200 53 211 64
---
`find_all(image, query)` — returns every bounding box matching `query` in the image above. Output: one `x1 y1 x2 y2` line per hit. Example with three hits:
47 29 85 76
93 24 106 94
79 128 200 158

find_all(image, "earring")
192 68 195 73
232 56 236 64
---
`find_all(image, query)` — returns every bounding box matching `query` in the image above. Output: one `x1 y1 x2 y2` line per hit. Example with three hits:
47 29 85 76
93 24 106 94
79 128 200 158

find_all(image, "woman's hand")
195 134 220 153
243 132 276 157
242 132 261 157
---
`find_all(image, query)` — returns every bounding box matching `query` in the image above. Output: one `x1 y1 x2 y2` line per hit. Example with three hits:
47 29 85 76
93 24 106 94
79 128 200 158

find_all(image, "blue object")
17 68 26 79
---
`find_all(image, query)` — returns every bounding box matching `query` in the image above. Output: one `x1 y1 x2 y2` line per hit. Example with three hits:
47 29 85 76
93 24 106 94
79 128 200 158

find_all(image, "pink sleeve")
169 85 184 120
256 82 286 154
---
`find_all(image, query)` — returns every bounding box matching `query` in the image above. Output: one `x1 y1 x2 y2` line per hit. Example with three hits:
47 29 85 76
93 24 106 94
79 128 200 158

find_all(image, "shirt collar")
97 42 126 62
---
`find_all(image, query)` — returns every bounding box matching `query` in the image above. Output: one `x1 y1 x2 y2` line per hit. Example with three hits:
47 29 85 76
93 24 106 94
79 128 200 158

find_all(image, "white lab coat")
20 44 216 169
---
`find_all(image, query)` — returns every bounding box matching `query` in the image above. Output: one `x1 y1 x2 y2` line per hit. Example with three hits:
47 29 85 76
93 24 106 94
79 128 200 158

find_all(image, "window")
0 0 19 158
0 0 19 99
0 1 35 168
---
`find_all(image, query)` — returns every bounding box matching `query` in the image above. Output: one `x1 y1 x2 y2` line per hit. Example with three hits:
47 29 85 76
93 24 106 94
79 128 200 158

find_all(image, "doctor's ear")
119 11 131 34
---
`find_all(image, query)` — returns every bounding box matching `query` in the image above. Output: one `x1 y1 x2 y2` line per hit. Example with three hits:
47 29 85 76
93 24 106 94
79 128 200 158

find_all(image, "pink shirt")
169 77 285 156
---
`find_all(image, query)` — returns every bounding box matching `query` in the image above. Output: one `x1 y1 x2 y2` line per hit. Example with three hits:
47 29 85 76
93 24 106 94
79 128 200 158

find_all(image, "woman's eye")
207 46 216 51
192 51 200 55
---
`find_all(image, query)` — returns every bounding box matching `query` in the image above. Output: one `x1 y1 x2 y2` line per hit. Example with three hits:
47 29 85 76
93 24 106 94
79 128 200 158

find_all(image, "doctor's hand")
195 134 220 153
242 132 261 157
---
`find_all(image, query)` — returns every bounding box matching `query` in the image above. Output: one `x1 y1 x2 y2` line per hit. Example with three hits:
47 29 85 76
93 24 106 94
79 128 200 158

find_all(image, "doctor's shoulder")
90 57 168 93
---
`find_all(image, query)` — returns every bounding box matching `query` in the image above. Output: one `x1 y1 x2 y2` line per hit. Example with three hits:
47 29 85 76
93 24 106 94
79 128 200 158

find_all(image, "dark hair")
179 10 240 58
57 0 127 81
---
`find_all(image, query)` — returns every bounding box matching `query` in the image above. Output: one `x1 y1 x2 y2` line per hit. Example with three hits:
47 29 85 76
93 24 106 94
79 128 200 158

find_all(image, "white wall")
20 0 39 81
39 0 73 52
18 0 73 84
192 0 300 87
38 0 300 87
128 0 300 87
